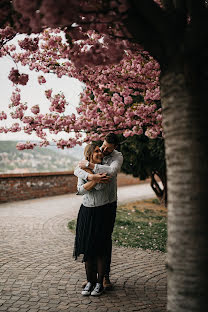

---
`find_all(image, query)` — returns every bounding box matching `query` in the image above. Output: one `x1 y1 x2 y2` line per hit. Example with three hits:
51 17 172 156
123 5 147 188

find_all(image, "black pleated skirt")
73 203 116 262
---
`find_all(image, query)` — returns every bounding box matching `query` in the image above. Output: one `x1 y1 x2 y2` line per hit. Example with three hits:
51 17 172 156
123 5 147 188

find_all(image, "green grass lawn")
68 198 167 252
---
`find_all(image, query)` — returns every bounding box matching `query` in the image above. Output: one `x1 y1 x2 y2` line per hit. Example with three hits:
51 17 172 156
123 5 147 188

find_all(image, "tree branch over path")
185 0 208 53
186 0 206 15
173 0 186 10
124 2 165 63
131 0 171 36
160 0 174 11
125 0 208 70
125 0 185 66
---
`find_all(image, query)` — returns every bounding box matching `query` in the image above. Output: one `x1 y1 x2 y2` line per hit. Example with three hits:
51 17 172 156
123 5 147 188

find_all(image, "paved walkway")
0 184 167 312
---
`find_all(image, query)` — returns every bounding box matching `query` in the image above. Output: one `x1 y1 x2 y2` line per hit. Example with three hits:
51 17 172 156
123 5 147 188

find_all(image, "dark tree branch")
124 7 165 63
184 1 208 53
186 0 208 29
150 172 163 198
150 171 167 206
173 0 186 10
160 0 175 11
166 0 187 37
125 0 188 67
186 0 206 15
131 0 172 38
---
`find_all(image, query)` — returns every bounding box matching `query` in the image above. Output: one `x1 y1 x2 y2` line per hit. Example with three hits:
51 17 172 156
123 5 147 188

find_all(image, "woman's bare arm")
83 180 97 191
82 168 108 190
82 168 96 191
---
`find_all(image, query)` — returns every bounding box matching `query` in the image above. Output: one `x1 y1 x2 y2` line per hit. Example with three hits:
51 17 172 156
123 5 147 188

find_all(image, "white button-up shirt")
74 150 123 206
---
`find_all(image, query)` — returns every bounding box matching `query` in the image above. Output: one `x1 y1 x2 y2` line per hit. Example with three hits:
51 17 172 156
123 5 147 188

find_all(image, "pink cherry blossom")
18 37 39 51
31 105 40 114
38 75 46 84
0 26 16 40
0 111 7 120
1 23 163 149
9 122 21 132
45 89 52 99
16 142 37 150
8 68 29 85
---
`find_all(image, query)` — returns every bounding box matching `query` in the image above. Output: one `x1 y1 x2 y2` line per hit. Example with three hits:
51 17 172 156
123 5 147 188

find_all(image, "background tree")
120 135 167 205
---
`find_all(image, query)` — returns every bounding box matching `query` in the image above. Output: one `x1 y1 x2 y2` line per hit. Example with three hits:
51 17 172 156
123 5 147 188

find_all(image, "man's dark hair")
105 133 119 146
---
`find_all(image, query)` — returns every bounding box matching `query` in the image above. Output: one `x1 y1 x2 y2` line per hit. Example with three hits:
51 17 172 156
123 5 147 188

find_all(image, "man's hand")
78 160 89 169
88 173 111 183
79 160 95 170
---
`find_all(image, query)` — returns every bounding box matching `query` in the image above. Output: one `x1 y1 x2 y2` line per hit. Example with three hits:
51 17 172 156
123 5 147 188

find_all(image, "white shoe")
81 282 94 296
91 283 104 296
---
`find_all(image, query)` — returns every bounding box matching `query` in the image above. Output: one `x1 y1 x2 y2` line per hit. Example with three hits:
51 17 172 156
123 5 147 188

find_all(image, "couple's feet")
103 276 113 290
81 276 113 296
82 276 113 291
81 282 104 296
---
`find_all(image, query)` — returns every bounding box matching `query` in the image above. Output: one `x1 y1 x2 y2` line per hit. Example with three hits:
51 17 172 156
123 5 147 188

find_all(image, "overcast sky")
0 38 84 143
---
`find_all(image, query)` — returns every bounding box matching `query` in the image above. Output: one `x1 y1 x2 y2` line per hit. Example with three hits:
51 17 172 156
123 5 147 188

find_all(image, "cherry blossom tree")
0 29 162 150
1 1 208 311
1 27 165 202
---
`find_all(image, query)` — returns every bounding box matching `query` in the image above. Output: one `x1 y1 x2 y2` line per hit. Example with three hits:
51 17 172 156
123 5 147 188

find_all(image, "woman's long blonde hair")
84 143 99 162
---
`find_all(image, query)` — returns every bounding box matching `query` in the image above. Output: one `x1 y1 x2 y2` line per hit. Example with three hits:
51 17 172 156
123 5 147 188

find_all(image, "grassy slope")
68 198 167 252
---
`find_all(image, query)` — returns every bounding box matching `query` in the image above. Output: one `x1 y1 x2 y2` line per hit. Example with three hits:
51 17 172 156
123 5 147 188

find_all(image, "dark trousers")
104 201 117 277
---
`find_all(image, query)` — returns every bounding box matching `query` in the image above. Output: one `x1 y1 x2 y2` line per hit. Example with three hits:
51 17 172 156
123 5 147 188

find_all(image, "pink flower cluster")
18 37 39 51
16 142 37 150
10 88 21 106
31 105 40 114
11 0 80 34
9 89 27 120
0 26 16 40
38 76 46 84
47 91 68 113
1 26 163 149
8 68 29 85
39 140 50 147
0 126 8 133
11 0 130 36
9 123 21 132
0 111 7 120
55 138 81 149
73 49 162 141
69 36 125 68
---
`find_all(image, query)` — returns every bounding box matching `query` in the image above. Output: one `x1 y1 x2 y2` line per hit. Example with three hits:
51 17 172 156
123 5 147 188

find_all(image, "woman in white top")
73 143 114 296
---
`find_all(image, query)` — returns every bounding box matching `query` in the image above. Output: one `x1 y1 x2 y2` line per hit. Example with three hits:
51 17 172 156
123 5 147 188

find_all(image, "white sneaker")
91 283 104 296
81 282 94 296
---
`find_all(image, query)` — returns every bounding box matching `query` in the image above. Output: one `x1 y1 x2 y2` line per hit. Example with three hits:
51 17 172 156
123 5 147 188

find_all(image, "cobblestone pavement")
0 185 167 312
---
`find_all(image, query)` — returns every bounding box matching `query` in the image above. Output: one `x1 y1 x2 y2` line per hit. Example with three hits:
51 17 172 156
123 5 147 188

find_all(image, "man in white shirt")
74 133 123 289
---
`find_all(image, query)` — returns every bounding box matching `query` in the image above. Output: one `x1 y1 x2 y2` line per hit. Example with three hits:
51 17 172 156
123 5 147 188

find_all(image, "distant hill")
0 141 84 174
46 144 85 159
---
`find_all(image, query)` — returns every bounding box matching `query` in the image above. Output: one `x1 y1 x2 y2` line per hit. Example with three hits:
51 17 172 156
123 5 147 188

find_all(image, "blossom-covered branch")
0 29 162 149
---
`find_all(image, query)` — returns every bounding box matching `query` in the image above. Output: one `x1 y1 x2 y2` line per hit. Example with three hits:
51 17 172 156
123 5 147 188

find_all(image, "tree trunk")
160 68 208 311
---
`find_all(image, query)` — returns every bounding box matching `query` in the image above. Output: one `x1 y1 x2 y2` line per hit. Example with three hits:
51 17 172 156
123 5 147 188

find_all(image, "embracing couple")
73 133 123 296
